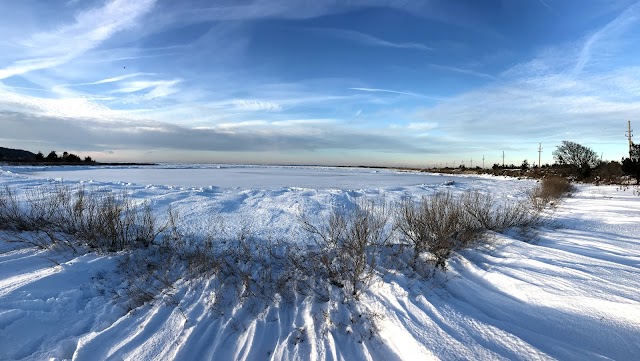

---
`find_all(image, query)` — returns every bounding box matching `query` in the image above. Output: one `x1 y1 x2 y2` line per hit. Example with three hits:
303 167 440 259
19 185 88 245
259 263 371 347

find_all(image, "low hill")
0 146 36 160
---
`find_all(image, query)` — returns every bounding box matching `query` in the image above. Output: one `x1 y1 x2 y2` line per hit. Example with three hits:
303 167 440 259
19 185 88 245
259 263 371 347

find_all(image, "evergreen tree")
46 151 58 161
622 144 640 184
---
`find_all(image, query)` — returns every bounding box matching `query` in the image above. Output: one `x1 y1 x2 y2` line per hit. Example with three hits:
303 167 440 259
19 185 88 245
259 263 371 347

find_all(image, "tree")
46 151 58 161
553 141 599 177
622 143 640 184
65 153 82 162
631 143 640 161
521 159 529 171
35 151 44 161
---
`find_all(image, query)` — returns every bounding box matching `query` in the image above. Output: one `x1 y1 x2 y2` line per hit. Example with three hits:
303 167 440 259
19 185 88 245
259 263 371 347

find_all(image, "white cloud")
271 119 336 126
232 99 282 112
407 122 438 130
410 69 640 148
0 0 156 79
0 88 128 121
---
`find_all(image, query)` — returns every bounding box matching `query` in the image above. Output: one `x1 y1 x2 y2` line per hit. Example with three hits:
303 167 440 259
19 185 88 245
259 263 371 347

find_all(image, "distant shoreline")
0 160 157 167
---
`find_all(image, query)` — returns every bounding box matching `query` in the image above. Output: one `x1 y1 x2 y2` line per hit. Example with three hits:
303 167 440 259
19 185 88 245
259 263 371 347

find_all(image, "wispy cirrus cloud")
185 0 425 22
79 73 157 86
349 87 424 97
318 28 432 50
536 0 553 11
574 1 640 73
427 64 495 79
111 79 182 100
0 0 156 79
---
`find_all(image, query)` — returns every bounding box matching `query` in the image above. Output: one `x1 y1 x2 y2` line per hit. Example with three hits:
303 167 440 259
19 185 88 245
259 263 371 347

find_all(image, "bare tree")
553 141 599 169
553 140 599 178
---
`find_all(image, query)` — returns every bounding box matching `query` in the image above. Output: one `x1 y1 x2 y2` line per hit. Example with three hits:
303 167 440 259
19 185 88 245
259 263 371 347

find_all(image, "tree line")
485 140 639 185
548 140 639 183
35 151 95 164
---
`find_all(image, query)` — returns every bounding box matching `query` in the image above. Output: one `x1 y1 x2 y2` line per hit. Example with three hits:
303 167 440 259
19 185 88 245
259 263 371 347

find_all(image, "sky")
1 0 640 167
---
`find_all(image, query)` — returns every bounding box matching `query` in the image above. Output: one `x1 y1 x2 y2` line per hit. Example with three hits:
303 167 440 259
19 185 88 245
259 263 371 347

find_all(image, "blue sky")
1 0 639 167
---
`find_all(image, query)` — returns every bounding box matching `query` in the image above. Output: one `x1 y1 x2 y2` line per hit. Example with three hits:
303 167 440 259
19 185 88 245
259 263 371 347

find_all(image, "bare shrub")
0 185 34 231
463 191 542 232
301 198 391 299
214 233 300 303
530 176 573 209
0 184 168 253
120 243 184 311
396 192 478 270
397 190 543 271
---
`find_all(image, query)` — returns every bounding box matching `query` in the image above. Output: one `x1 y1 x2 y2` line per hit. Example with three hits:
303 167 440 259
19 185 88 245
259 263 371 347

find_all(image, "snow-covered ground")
6 164 466 189
0 165 638 360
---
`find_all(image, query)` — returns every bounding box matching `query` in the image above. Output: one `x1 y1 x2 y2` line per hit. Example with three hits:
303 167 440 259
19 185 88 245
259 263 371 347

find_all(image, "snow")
1 164 639 360
5 164 467 189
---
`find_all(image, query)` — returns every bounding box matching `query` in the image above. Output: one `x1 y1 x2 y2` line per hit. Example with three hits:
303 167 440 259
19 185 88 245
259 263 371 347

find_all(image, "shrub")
300 199 391 299
0 184 168 252
1 182 549 312
396 191 543 271
396 192 478 270
530 176 573 208
463 191 542 232
622 157 640 184
594 161 623 184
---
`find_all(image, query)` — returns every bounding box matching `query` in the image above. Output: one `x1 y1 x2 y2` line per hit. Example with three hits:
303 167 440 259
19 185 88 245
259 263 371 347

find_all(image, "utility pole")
502 151 505 167
538 143 543 168
482 155 485 169
470 158 473 168
626 120 634 158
